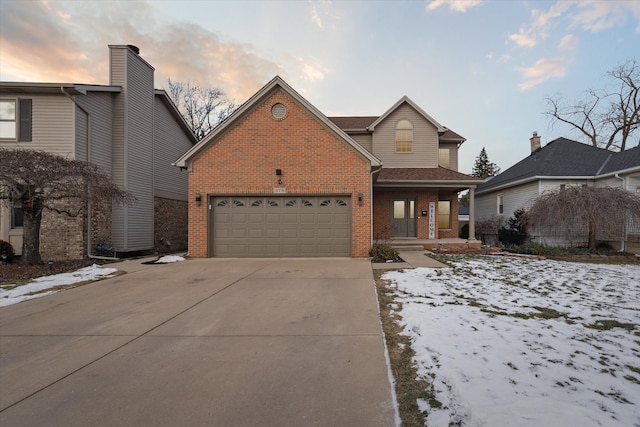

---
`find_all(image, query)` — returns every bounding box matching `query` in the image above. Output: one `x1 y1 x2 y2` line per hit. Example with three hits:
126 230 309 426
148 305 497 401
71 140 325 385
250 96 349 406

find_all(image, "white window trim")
0 98 17 140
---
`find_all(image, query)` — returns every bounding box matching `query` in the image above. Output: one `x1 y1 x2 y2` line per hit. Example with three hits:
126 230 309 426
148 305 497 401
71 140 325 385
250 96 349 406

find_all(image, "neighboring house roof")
375 167 483 190
0 82 197 146
600 145 640 174
476 138 640 194
368 95 446 133
0 82 121 95
174 76 383 169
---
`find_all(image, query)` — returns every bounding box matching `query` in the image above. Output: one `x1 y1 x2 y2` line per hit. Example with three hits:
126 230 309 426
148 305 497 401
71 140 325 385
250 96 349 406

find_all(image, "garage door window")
320 199 331 206
302 199 313 207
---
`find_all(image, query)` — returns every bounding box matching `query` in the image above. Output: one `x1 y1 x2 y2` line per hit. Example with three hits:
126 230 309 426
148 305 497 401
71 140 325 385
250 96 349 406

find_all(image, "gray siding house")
475 133 640 252
0 44 197 260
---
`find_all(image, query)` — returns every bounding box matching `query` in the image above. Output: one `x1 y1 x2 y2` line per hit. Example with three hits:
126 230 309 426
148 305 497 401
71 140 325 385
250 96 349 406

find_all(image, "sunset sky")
1 0 638 173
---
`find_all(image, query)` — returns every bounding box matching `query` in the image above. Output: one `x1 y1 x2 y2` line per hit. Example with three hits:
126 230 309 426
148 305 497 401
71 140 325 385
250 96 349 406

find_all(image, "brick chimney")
530 131 541 153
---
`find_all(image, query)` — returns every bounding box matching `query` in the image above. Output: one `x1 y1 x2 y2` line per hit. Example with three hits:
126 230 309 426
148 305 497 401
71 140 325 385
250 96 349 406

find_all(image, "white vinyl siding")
350 133 372 153
0 95 74 156
372 103 439 168
74 92 114 172
476 181 540 221
438 143 458 170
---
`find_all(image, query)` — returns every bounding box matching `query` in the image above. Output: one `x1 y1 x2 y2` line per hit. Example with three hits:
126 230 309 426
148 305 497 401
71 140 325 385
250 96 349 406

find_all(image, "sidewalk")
372 250 448 270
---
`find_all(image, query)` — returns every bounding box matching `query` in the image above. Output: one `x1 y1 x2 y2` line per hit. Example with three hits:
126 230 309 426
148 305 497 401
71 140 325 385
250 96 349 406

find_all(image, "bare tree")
524 186 640 250
545 60 640 151
166 78 238 139
0 148 135 264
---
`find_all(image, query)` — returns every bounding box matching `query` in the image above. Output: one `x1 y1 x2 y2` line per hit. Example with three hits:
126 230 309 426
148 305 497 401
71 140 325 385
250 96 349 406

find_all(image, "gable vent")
271 103 287 120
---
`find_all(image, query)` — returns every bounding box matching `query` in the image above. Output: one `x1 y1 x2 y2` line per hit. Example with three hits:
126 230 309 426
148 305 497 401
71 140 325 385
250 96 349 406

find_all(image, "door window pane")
393 200 405 219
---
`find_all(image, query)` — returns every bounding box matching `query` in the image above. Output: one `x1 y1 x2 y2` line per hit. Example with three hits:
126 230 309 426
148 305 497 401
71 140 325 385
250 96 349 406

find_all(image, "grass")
374 270 434 426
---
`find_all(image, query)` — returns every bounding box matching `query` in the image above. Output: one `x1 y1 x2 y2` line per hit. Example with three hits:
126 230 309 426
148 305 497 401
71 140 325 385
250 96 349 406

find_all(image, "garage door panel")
265 213 281 223
211 196 351 257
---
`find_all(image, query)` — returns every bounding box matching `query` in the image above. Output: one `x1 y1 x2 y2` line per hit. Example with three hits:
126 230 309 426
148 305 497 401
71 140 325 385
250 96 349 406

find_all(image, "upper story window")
0 99 31 141
0 100 16 139
395 120 413 153
497 194 504 215
438 148 450 168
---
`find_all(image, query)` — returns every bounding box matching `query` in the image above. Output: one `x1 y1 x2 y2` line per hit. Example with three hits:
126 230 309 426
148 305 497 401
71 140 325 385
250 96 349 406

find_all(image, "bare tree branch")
524 186 640 250
166 78 238 140
544 59 640 151
0 148 135 264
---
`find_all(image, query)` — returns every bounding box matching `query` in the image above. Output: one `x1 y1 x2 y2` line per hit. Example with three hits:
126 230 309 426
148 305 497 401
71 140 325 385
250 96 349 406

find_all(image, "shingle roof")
476 138 640 193
440 128 466 142
327 116 378 130
601 145 640 174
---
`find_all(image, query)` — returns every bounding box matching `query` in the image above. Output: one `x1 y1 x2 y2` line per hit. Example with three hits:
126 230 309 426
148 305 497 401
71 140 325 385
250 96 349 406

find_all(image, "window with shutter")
18 99 32 142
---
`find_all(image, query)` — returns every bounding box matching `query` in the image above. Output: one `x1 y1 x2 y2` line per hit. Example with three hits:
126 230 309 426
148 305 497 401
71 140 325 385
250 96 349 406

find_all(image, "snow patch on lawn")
383 256 640 427
0 264 118 307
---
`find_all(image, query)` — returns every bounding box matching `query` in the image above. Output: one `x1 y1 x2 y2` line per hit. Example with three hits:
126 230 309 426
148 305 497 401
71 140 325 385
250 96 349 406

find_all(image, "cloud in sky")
508 1 572 48
426 0 482 13
0 0 284 102
572 0 640 32
310 0 339 31
516 33 579 90
508 1 639 48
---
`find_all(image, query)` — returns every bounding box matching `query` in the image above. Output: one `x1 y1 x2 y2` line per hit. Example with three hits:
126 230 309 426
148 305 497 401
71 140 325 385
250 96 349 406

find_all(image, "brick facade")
373 189 458 240
154 197 188 253
188 89 373 258
39 201 86 261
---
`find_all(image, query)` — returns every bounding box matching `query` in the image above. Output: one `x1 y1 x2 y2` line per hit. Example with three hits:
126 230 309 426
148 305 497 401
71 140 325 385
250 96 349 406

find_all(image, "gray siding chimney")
530 131 541 153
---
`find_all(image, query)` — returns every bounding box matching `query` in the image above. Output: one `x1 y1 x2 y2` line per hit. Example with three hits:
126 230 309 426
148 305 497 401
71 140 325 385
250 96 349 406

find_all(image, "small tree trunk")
21 200 44 265
588 222 597 251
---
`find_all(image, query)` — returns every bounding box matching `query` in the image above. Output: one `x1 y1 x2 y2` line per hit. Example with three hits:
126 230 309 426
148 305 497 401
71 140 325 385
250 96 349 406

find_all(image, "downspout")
61 87 119 261
615 173 626 252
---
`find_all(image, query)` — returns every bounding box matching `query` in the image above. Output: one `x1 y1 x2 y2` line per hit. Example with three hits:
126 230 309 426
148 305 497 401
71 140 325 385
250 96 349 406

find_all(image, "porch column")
468 186 476 240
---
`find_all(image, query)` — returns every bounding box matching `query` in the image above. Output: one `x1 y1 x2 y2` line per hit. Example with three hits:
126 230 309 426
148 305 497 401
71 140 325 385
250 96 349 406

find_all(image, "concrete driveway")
0 258 397 426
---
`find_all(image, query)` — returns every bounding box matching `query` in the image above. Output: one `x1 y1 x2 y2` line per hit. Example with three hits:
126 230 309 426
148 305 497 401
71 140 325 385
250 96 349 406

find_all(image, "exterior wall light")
195 193 202 206
276 169 283 185
358 192 364 205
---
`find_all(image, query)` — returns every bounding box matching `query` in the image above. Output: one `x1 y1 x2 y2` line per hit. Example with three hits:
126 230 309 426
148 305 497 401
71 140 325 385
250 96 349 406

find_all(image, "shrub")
369 243 400 262
498 208 528 247
0 240 15 263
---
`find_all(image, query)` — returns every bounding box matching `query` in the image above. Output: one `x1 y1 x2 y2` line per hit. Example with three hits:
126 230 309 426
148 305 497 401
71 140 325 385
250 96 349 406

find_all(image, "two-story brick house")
0 45 197 260
175 76 482 258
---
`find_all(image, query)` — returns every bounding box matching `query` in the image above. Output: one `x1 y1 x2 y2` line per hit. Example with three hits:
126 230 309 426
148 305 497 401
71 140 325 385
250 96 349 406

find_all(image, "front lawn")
380 255 640 426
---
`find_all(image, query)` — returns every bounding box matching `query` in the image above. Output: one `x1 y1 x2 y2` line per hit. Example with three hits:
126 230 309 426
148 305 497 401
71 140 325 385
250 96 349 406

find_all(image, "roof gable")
174 76 381 169
367 96 445 133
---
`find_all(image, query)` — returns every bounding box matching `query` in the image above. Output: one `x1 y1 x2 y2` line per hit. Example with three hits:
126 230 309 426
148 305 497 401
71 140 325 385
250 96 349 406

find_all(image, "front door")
391 199 416 238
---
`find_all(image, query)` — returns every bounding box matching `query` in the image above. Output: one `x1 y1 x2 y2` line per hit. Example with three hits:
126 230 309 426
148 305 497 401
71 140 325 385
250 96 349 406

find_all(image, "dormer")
328 96 465 171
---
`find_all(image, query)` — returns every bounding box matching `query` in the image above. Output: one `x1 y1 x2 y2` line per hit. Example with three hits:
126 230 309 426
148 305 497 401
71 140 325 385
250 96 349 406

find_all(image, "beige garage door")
210 196 352 257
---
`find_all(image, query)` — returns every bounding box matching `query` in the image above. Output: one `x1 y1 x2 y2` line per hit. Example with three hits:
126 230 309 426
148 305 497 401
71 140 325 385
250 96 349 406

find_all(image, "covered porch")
372 167 483 245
